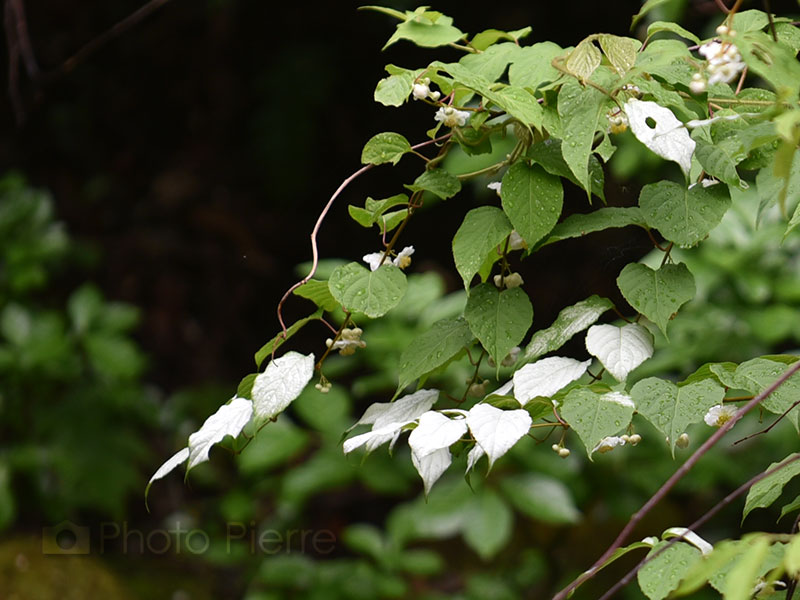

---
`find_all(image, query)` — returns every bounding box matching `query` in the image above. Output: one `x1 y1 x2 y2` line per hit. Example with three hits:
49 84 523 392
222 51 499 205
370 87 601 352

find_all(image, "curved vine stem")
552 359 800 600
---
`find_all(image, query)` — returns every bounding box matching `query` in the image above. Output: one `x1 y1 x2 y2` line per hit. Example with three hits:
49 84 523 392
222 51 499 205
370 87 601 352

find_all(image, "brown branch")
714 0 731 13
552 359 800 600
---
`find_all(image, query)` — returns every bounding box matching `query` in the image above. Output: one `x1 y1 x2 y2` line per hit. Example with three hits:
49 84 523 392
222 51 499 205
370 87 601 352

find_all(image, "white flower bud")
551 443 561 452
629 433 642 446
689 78 707 95
412 82 430 100
716 24 730 36
503 272 524 288
558 447 571 458
676 433 690 448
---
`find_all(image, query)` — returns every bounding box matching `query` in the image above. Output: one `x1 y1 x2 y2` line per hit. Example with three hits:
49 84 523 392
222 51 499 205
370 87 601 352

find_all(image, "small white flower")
716 24 730 36
708 60 746 85
412 82 430 100
434 106 470 128
593 435 627 454
362 246 415 271
704 404 738 427
507 230 527 251
487 181 502 196
503 272 524 288
326 327 366 356
689 76 707 95
362 252 384 271
698 40 745 85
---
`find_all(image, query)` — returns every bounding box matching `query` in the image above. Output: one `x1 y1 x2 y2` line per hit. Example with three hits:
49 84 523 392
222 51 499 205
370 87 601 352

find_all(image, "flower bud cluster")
326 327 366 356
315 381 332 393
607 109 629 135
494 272 524 289
551 443 571 458
363 246 415 272
411 77 441 102
434 106 471 128
691 27 746 93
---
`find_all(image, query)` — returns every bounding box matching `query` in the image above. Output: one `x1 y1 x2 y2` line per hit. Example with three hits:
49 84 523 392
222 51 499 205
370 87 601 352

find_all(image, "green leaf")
328 262 407 319
406 168 461 200
694 140 745 188
731 9 769 33
464 283 533 371
462 489 513 560
639 180 731 248
787 533 800 575
737 31 800 102
237 373 257 399
598 34 641 76
558 78 609 196
459 42 519 84
730 358 800 425
397 317 474 392
293 279 338 311
543 207 646 246
527 139 605 200
744 454 800 522
361 132 411 166
565 38 601 81
374 72 413 107
520 295 613 364
500 472 581 524
718 536 771 600
348 194 409 228
452 206 513 290
471 27 531 51
501 162 563 247
383 11 464 50
631 0 672 28
632 377 724 457
508 42 565 91
617 262 695 337
780 494 800 522
560 387 635 458
635 39 694 87
638 541 702 600
254 308 323 368
646 21 701 44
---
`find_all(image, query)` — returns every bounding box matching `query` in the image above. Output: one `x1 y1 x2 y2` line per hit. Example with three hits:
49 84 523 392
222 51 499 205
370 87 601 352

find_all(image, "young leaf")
464 284 532 370
328 262 407 318
374 72 414 107
349 194 409 228
543 207 647 246
632 377 724 456
624 99 695 177
565 38 601 80
639 180 731 248
501 162 563 247
512 357 591 406
560 388 635 457
508 42 564 91
646 21 701 44
406 168 462 200
466 403 532 469
743 454 800 522
382 10 464 50
585 323 654 382
462 489 513 560
638 541 702 600
411 446 451 496
361 132 411 166
597 34 641 76
558 79 609 195
251 351 315 424
292 280 338 311
617 262 696 337
187 397 253 470
397 317 474 393
452 206 513 290
254 308 323 368
521 295 613 364
500 473 581 524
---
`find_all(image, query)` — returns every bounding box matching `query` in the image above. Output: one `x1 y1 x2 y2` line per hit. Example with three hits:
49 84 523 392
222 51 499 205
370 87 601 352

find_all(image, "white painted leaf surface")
625 98 695 176
513 357 591 405
342 422 404 454
411 447 452 496
408 411 468 459
467 404 531 469
187 397 253 470
585 323 653 382
251 351 315 422
350 389 438 430
148 447 189 488
466 444 486 473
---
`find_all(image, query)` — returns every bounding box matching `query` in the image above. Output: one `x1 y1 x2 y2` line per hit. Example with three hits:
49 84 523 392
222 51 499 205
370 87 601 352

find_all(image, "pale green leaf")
744 454 800 522
632 377 724 456
374 73 413 107
254 308 324 368
558 79 608 195
737 31 800 102
694 140 745 188
293 280 338 311
731 9 770 33
560 387 636 457
459 42 519 84
406 168 462 200
617 262 696 337
397 317 474 392
780 494 800 523
452 206 512 289
328 262 407 318
565 38 601 80
635 39 695 86
500 473 580 524
731 358 800 424
521 295 612 364
646 21 701 44
361 132 411 166
348 194 409 229
527 139 605 200
786 534 800 575
638 541 702 600
598 34 641 76
719 537 770 600
639 180 731 248
471 27 531 51
585 323 654 382
383 11 464 50
543 207 646 246
501 162 563 247
508 42 564 90
464 283 532 370
462 489 513 560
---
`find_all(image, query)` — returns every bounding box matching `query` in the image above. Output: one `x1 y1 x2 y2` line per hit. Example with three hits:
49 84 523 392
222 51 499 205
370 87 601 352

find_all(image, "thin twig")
763 0 778 42
552 359 800 600
735 397 800 445
714 0 731 13
597 454 800 600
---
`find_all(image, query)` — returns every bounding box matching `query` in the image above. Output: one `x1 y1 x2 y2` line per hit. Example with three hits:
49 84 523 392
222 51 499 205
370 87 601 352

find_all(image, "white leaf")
585 323 653 382
147 447 189 488
624 99 695 176
486 379 514 399
466 444 485 473
187 397 254 470
408 411 468 459
251 351 315 422
513 357 591 406
343 421 406 454
411 447 452 495
349 388 438 431
664 527 713 555
467 404 532 469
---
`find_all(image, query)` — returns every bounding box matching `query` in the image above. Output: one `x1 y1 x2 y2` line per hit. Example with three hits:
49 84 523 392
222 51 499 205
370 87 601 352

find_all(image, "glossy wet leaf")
452 206 512 289
501 162 563 247
465 283 532 370
329 262 407 318
560 387 635 457
361 132 411 166
397 317 474 392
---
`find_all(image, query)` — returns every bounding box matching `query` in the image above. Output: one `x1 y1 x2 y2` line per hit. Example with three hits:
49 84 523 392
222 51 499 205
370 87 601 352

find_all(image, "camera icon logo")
42 521 90 555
